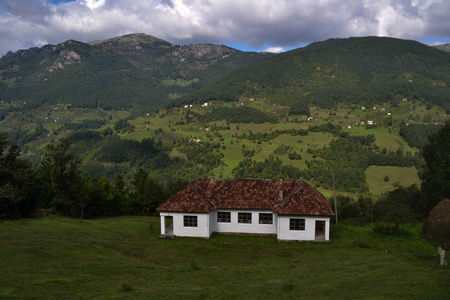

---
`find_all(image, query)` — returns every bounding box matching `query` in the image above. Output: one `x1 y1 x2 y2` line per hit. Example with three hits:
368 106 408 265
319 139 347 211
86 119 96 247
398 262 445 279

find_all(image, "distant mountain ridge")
179 37 450 113
0 33 268 112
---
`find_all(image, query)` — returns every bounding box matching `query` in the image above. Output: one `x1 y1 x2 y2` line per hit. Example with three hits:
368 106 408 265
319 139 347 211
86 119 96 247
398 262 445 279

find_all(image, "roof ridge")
273 181 305 213
191 180 217 211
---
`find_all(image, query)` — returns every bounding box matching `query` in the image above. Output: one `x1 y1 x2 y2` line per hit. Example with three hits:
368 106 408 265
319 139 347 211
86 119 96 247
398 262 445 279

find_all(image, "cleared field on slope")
366 166 421 194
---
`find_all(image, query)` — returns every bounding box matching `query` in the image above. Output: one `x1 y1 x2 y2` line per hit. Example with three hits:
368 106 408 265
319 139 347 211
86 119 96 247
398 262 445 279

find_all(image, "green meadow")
366 166 421 195
0 216 448 299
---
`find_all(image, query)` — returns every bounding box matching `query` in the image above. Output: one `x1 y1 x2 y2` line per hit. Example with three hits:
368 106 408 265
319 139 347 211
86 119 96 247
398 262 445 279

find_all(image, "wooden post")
333 173 338 225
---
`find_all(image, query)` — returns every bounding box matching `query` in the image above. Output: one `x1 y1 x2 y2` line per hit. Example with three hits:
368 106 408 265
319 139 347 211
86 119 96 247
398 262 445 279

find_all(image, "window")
217 212 231 223
184 215 198 227
238 212 252 224
289 218 305 230
259 213 273 224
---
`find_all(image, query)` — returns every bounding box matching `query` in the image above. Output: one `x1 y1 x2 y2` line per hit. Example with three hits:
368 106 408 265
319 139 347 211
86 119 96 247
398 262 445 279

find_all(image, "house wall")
159 212 330 241
277 216 330 241
210 210 277 235
163 212 211 238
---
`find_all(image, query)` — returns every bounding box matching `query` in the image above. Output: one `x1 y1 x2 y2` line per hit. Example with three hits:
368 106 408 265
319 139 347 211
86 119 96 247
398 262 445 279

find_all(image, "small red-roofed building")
157 178 334 241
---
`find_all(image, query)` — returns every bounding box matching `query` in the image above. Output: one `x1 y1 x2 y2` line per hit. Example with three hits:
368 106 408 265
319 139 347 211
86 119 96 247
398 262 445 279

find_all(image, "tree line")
0 134 185 219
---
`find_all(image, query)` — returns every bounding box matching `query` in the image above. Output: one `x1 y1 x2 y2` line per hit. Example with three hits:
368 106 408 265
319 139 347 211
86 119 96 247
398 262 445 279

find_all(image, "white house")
157 178 334 241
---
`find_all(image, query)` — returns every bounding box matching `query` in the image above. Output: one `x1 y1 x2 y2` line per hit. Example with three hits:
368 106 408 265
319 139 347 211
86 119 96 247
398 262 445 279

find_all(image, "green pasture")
366 166 421 195
0 216 448 299
343 126 416 153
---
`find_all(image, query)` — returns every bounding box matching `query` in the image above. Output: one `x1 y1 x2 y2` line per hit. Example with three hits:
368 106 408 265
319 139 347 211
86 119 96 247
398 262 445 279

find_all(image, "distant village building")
157 178 334 241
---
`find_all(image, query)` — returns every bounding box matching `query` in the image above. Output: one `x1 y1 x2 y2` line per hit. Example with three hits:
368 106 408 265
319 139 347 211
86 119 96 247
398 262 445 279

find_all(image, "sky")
0 0 449 56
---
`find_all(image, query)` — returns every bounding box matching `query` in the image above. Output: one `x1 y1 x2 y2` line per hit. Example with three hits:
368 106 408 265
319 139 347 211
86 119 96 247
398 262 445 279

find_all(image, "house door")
160 216 174 238
315 221 325 241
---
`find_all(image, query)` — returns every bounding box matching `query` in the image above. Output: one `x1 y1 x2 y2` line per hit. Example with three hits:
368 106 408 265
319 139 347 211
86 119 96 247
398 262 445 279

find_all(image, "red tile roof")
157 179 335 216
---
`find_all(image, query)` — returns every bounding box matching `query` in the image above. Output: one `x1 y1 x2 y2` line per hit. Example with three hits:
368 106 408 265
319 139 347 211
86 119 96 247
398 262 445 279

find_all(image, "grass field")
0 216 448 299
366 166 421 195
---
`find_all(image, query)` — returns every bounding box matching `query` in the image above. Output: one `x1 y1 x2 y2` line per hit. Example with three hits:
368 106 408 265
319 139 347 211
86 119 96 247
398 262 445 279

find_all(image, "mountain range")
1 34 450 116
0 33 268 113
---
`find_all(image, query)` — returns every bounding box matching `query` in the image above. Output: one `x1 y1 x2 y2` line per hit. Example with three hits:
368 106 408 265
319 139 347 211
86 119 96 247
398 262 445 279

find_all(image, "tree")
421 121 450 212
423 199 450 266
373 187 418 235
111 174 129 215
0 133 37 219
37 139 83 216
129 168 166 215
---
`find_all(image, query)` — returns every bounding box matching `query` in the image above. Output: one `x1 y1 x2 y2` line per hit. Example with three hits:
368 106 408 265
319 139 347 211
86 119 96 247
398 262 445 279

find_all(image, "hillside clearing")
366 166 420 194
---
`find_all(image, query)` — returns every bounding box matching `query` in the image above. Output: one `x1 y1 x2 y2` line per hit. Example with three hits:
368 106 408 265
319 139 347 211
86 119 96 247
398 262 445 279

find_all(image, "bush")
373 222 398 235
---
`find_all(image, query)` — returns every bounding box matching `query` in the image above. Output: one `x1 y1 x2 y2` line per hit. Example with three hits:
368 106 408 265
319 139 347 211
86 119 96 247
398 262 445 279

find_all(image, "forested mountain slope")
0 33 268 112
179 37 450 113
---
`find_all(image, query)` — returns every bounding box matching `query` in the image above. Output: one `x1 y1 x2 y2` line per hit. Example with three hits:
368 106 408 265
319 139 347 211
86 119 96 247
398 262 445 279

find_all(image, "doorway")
315 220 325 241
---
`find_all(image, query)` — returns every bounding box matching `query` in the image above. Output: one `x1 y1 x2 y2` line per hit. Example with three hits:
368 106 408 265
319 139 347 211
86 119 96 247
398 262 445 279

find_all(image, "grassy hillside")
0 216 448 299
4 96 448 195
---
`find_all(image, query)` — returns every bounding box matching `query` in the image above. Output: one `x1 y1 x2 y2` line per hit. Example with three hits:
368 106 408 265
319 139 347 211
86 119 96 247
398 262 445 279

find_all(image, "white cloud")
0 0 449 55
83 0 106 10
263 47 285 53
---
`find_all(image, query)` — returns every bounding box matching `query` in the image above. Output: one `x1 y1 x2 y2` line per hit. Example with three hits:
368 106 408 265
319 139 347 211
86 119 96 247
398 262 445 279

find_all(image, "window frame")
289 218 305 231
183 215 198 227
217 211 231 223
259 213 273 224
238 212 252 224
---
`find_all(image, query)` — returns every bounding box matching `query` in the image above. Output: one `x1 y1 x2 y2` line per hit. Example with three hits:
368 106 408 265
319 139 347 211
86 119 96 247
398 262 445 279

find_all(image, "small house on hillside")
157 178 334 241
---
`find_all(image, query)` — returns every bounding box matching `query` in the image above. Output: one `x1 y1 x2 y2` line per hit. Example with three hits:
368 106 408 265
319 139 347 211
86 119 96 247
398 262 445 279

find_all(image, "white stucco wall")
277 215 330 241
160 211 330 241
210 210 277 235
162 212 211 238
